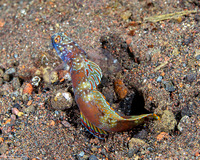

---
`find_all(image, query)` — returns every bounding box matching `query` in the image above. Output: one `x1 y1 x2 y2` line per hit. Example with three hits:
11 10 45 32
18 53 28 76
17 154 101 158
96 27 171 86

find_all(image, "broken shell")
51 90 73 110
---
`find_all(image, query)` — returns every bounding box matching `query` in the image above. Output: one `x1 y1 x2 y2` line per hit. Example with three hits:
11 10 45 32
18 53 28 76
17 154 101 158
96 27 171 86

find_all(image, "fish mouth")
51 35 56 47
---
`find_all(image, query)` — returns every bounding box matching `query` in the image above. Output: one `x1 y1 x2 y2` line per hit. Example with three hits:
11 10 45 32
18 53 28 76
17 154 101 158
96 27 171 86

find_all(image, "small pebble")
27 100 33 106
186 74 196 83
120 10 132 20
15 95 23 103
10 114 16 121
12 108 19 115
181 102 195 117
91 147 98 152
156 76 162 82
43 67 58 83
22 93 29 102
61 120 72 128
101 148 107 155
147 147 155 152
17 112 24 117
3 73 10 81
127 149 135 158
194 14 200 21
8 134 13 139
0 68 4 77
23 105 35 114
23 83 33 95
113 59 118 63
163 81 175 92
89 155 98 160
12 108 24 116
14 54 18 58
177 115 190 132
172 47 179 56
50 120 55 126
194 49 200 60
0 77 3 85
28 96 32 101
196 55 200 60
0 143 8 154
11 91 19 97
62 72 71 81
5 68 16 75
13 103 22 109
12 77 21 90
50 71 59 83
54 111 59 115
129 138 147 149
0 137 3 143
79 151 84 157
20 9 26 15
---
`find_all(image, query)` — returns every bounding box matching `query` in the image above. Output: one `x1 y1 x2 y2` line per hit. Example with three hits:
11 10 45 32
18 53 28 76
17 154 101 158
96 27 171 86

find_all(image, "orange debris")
23 83 33 95
27 100 33 106
0 19 5 27
114 79 128 99
156 132 170 141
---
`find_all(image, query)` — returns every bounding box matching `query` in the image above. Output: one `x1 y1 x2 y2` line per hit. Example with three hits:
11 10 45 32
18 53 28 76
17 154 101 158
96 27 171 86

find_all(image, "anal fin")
80 112 107 139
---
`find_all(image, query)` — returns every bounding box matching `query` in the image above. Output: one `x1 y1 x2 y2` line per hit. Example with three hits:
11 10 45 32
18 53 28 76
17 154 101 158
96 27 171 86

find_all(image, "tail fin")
123 113 160 121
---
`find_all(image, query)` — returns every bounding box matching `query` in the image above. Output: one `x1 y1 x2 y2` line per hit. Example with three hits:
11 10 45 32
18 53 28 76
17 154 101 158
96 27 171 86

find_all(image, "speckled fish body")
51 32 160 138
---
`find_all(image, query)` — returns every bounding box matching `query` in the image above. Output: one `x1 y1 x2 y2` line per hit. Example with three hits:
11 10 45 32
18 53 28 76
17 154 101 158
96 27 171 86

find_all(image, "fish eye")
54 35 61 43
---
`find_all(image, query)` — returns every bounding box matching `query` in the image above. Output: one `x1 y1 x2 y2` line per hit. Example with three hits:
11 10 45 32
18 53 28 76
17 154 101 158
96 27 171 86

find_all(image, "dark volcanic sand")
0 0 199 159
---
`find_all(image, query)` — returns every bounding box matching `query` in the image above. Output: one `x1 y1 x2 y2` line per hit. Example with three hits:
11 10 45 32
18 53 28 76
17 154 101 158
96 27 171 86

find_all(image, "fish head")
51 32 73 62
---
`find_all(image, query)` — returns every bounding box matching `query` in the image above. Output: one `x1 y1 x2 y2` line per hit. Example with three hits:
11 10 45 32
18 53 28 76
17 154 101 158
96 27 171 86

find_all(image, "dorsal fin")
84 59 102 89
80 112 107 139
